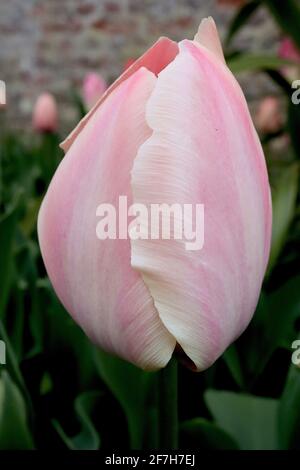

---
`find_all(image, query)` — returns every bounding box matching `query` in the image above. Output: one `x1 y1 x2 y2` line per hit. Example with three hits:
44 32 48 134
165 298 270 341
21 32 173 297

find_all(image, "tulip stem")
158 357 178 449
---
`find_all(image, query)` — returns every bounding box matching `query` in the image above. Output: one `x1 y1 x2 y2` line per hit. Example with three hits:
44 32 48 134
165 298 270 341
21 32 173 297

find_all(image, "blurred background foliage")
1 0 300 450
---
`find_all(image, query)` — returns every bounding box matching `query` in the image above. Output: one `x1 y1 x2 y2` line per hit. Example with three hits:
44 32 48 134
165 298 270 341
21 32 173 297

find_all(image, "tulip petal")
61 37 179 152
38 68 176 370
131 41 271 370
194 17 225 64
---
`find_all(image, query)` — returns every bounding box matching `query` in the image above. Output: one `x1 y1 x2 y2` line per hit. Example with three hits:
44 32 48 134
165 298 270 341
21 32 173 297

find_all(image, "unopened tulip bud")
33 92 58 133
82 72 107 109
38 18 272 371
254 96 283 134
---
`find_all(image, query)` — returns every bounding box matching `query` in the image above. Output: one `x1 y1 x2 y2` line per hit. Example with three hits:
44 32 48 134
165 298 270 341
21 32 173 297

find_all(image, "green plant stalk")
158 358 178 448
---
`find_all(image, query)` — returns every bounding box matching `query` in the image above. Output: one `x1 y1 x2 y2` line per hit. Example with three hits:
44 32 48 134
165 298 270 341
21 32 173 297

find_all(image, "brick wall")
0 0 279 134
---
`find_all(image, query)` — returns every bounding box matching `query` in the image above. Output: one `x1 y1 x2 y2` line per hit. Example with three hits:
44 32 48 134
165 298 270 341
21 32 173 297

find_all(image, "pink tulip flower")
38 18 272 371
254 96 283 134
82 72 107 109
33 92 58 133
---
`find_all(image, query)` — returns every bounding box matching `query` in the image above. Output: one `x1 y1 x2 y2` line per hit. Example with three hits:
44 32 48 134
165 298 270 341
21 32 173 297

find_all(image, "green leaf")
238 280 300 384
265 70 291 94
0 320 32 411
0 371 34 449
0 201 19 316
53 391 102 450
228 54 293 74
225 1 261 46
235 293 271 382
38 281 96 389
222 344 245 389
15 238 42 359
181 417 239 449
279 365 300 449
288 99 300 159
94 349 156 449
20 196 42 237
40 372 53 396
38 133 62 182
268 276 300 349
264 0 300 51
267 164 299 273
70 88 87 120
205 389 279 450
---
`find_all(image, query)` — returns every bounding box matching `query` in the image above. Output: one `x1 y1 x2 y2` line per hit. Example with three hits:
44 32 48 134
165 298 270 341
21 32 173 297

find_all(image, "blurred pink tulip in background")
254 96 283 134
82 72 107 109
32 92 58 133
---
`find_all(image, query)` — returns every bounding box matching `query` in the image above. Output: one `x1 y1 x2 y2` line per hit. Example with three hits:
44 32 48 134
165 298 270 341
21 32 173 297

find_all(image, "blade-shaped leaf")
0 201 19 316
0 320 32 411
205 389 279 450
228 54 293 74
234 293 271 383
0 371 34 449
279 364 300 449
237 279 300 385
288 99 300 159
268 275 300 350
222 344 245 389
94 349 156 449
181 417 239 449
53 391 102 450
267 163 299 273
